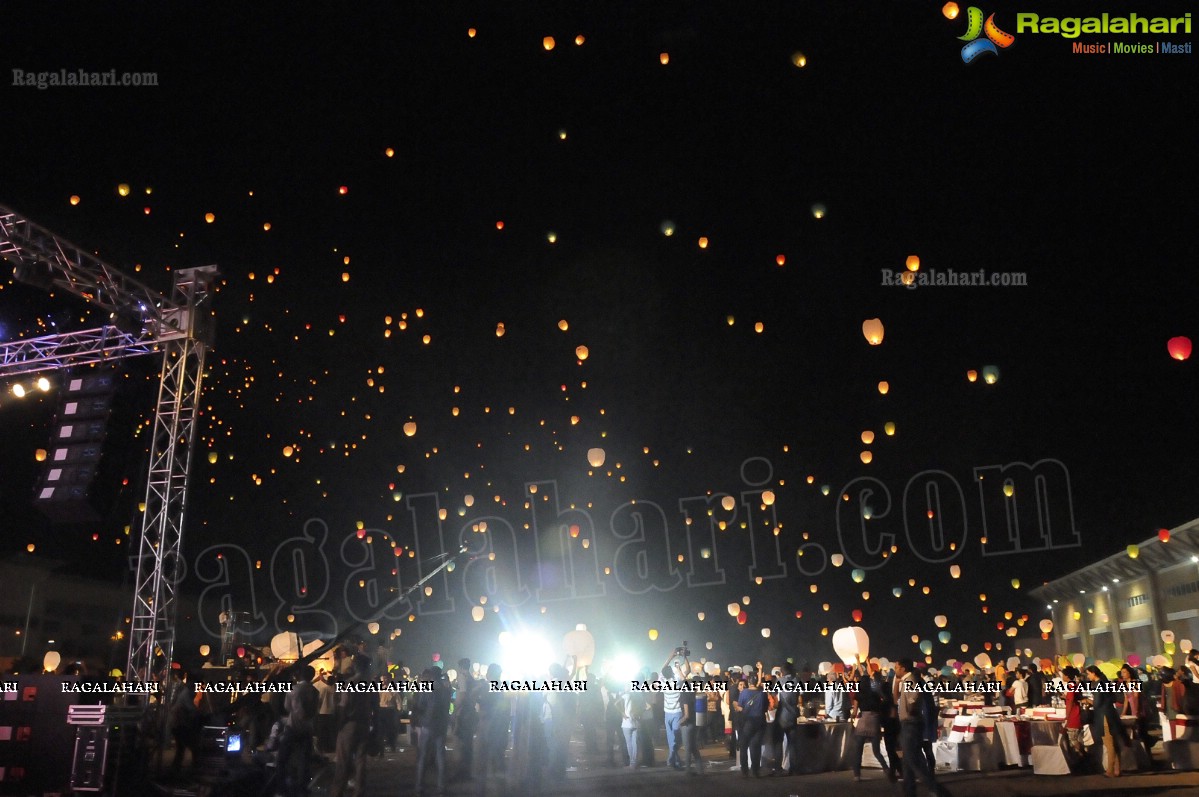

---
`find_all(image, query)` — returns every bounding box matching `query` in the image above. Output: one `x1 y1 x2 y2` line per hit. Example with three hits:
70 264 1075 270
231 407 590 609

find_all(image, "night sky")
1 1 1195 672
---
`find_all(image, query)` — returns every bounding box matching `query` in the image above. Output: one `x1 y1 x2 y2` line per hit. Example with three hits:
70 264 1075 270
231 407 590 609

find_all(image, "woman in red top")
1061 666 1084 755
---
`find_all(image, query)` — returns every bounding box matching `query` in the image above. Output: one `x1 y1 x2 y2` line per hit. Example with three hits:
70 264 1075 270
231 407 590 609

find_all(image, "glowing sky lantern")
543 36 555 51
761 627 771 638
385 147 395 157
905 255 920 272
1003 482 1015 497
810 203 826 219
832 626 870 665
790 51 807 67
982 365 1000 384
892 587 902 597
935 614 948 628
282 445 294 457
1167 336 1192 361
721 495 735 511
949 564 961 579
861 430 875 445
587 448 606 468
117 183 131 197
884 422 896 436
208 451 218 464
403 421 417 437
495 322 505 337
660 220 675 236
697 612 705 621
938 631 951 644
967 369 978 382
877 381 889 395
205 212 215 223
698 236 709 249
1162 630 1174 643
1158 528 1170 543
860 450 873 464
727 602 740 617
831 553 844 567
851 609 863 622
659 52 670 65
974 652 991 669
558 319 569 331
471 606 485 622
919 639 933 655
34 448 47 462
776 254 786 266
762 490 775 506
1039 619 1053 634
736 611 747 625
575 345 589 360
861 318 884 345
851 568 865 583
1010 578 1020 588
648 628 659 640
1127 543 1139 559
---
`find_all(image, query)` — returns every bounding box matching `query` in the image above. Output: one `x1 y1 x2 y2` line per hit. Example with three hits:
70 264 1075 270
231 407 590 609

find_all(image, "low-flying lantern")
982 365 1000 384
727 602 740 617
862 318 884 345
575 345 589 361
1158 528 1171 543
832 626 869 664
403 421 417 437
905 255 920 272
587 448 606 467
861 430 875 445
935 614 948 628
1126 544 1139 559
1167 336 1192 361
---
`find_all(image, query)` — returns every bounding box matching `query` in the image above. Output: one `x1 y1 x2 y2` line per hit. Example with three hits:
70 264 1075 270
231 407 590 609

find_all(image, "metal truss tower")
0 204 217 685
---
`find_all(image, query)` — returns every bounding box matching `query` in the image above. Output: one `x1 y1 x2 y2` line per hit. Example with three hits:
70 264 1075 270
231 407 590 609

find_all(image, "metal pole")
20 583 35 658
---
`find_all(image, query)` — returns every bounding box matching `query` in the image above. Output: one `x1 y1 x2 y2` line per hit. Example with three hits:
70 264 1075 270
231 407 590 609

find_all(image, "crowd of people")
148 642 1199 796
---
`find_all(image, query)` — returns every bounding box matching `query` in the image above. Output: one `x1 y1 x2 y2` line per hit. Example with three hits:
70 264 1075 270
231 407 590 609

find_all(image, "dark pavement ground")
160 730 1199 797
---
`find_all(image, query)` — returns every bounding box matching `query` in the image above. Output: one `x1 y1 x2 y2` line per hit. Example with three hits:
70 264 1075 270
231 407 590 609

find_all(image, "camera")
675 642 691 658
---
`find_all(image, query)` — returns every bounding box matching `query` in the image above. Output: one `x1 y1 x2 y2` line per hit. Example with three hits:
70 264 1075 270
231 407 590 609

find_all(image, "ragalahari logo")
943 3 1016 62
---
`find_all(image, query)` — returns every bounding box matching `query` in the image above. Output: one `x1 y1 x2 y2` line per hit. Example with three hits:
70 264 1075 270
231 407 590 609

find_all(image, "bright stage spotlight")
498 631 554 679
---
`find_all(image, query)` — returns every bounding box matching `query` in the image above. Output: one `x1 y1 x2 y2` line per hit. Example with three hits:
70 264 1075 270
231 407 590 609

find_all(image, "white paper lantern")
832 626 870 665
